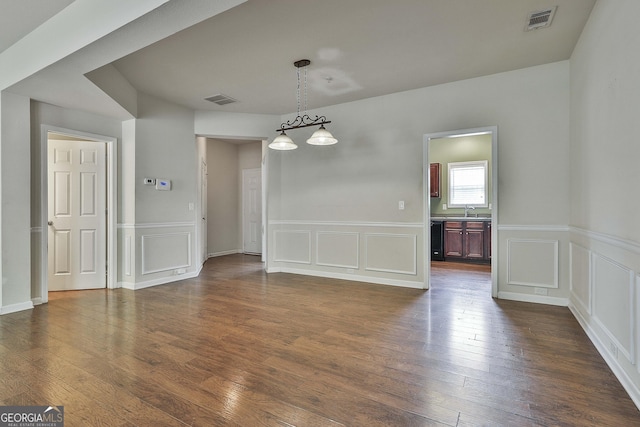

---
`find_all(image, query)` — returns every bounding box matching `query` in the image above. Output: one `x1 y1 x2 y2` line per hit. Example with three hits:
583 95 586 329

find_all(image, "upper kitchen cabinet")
430 163 441 198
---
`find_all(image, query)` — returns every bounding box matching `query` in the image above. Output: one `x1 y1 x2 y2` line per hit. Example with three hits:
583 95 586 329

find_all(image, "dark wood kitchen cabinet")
429 163 441 197
444 221 463 258
444 220 489 263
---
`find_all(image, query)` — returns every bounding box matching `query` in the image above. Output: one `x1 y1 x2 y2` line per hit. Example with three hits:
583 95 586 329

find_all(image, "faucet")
464 205 475 217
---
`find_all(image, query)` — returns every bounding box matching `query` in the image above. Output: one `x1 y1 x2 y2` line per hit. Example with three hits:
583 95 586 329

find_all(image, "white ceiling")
2 0 596 117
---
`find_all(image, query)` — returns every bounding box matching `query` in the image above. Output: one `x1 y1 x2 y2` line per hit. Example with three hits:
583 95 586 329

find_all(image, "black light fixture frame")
275 59 332 133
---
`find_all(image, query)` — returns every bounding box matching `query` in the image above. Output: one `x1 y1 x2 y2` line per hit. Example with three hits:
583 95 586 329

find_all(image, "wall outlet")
442 204 447 210
609 341 619 358
534 287 548 296
398 201 405 210
175 268 186 275
143 178 155 185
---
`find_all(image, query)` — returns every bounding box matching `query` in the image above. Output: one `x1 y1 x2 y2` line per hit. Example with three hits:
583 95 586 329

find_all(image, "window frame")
447 160 489 208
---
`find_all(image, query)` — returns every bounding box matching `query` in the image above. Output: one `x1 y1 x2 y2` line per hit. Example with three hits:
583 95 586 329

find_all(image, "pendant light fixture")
269 59 338 150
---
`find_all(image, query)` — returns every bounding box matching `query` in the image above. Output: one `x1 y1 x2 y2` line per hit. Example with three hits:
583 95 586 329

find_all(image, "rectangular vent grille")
205 94 237 105
526 6 557 31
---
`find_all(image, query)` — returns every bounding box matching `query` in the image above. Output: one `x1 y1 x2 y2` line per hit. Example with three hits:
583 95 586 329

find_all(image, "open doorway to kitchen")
423 127 497 297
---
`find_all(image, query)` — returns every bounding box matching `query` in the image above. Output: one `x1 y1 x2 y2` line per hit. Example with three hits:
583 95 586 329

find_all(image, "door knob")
48 221 54 226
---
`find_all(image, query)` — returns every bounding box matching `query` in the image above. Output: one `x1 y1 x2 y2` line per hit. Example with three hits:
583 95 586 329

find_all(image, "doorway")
242 168 262 255
423 127 498 297
40 127 118 301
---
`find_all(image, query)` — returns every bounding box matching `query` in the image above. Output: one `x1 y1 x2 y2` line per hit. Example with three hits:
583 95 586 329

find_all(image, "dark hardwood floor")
1 255 638 426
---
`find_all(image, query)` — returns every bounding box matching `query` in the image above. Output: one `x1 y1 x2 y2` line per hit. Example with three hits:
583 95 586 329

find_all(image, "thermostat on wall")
156 179 171 191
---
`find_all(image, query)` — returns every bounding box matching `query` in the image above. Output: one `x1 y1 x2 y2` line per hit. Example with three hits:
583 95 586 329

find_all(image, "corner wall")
1 92 32 314
121 93 199 290
568 0 640 408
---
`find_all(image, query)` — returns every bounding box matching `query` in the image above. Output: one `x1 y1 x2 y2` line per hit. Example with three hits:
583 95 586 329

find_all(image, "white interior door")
48 139 106 291
201 159 208 264
242 168 262 254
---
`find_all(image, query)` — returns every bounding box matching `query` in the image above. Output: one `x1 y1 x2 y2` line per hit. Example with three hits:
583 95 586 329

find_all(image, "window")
448 160 488 207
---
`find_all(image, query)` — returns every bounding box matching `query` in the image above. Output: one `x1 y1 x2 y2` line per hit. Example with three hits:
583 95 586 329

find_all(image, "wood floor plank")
0 255 638 426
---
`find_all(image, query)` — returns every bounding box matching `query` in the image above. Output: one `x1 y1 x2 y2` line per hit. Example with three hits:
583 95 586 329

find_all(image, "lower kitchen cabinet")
444 220 490 263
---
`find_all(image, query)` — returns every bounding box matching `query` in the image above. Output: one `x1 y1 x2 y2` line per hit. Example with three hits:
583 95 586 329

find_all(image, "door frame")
40 125 118 302
423 126 498 297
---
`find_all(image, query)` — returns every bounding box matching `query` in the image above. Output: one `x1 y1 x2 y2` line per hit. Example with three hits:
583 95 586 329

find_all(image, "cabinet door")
444 222 463 258
465 228 485 259
429 163 440 198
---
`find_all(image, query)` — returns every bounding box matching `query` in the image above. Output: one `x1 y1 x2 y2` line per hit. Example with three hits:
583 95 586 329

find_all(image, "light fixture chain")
296 66 301 115
304 66 308 114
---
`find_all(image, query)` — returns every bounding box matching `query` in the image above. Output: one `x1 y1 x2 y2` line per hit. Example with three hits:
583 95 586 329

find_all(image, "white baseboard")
266 267 425 289
1 300 34 315
569 302 640 410
121 270 200 290
208 249 241 258
498 291 568 307
31 297 44 306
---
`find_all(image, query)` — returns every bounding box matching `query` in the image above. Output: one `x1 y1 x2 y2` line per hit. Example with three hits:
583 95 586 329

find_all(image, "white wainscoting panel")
637 274 640 374
141 232 191 275
124 235 132 276
507 239 558 288
592 253 635 364
365 233 417 275
273 230 311 264
570 242 592 315
316 231 359 269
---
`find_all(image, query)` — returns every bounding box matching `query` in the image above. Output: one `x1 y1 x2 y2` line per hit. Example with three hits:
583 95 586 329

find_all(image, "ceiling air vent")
205 94 237 106
525 6 557 31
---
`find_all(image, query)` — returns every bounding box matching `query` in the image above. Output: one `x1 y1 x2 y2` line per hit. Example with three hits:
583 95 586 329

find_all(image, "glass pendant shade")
268 131 298 150
306 125 338 146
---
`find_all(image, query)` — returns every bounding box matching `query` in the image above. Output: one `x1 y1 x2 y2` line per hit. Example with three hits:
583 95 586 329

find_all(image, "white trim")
571 226 640 254
506 238 559 288
118 221 196 230
315 231 360 269
569 303 640 410
121 270 200 290
31 227 43 233
141 232 192 275
31 297 44 306
569 242 592 316
269 220 423 228
424 126 498 296
498 291 568 307
591 252 635 365
0 300 34 315
208 249 242 258
447 159 489 208
273 230 311 264
266 267 424 289
499 224 570 232
364 233 417 275
40 125 119 301
124 235 132 276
